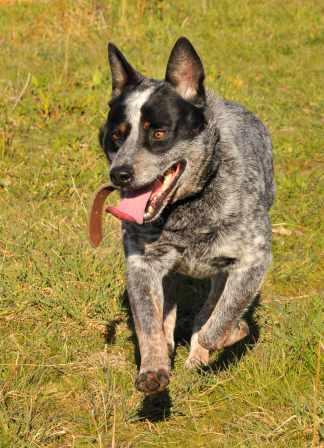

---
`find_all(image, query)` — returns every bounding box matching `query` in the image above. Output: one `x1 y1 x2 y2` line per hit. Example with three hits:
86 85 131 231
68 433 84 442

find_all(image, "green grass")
0 0 323 446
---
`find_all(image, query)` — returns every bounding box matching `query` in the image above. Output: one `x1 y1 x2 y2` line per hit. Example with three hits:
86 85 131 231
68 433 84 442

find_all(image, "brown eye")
153 129 167 141
143 121 150 130
111 130 122 142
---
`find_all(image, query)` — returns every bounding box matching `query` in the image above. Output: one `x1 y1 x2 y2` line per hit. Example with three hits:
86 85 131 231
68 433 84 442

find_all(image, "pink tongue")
106 188 152 224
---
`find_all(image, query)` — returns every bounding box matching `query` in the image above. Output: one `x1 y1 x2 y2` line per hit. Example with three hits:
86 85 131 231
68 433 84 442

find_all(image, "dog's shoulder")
206 90 271 151
205 89 275 210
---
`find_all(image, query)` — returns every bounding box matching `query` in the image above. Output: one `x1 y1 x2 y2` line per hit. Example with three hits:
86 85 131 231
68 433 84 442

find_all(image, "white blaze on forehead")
125 87 154 141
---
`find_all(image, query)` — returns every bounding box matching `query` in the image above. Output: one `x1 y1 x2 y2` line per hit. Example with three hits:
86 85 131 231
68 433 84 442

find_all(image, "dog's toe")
135 369 169 395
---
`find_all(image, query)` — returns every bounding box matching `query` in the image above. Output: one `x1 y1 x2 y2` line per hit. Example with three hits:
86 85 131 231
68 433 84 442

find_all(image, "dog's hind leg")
185 273 227 369
197 256 270 352
164 302 177 361
163 301 177 360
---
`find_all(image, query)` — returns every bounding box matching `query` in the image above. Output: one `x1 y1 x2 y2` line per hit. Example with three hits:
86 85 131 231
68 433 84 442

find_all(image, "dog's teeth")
164 172 173 187
144 163 182 221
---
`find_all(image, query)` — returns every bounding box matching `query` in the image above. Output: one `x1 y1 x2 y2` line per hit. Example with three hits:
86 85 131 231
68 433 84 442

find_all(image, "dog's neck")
187 93 222 196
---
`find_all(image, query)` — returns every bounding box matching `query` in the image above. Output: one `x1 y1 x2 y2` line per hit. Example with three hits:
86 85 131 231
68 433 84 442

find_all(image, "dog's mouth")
106 161 185 224
143 161 185 222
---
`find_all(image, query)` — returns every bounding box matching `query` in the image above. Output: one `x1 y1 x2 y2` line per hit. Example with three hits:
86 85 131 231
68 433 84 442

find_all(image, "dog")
93 37 275 394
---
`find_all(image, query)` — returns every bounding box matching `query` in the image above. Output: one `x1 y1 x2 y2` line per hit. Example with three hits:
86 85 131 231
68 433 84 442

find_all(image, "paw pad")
135 369 169 394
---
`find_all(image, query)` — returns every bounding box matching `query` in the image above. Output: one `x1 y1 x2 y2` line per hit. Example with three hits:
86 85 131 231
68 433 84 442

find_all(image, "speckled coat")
101 38 275 394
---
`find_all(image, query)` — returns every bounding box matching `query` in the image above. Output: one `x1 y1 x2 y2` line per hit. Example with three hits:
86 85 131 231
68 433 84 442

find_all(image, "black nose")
110 165 134 187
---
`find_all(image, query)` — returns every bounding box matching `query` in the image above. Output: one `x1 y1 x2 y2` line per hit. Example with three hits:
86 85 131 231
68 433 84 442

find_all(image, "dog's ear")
165 37 205 107
108 43 144 98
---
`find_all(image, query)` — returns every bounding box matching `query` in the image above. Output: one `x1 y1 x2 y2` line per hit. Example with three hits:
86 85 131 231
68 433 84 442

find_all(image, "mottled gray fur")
103 39 275 394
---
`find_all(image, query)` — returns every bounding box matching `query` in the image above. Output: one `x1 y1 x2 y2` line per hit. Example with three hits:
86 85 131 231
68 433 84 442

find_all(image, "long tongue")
106 187 152 224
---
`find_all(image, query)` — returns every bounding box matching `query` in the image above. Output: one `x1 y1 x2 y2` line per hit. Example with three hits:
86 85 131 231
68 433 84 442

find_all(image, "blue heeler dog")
89 37 275 394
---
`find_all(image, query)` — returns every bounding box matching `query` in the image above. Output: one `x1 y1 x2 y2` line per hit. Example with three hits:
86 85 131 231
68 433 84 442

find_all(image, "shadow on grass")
104 315 124 345
105 273 260 422
137 390 173 422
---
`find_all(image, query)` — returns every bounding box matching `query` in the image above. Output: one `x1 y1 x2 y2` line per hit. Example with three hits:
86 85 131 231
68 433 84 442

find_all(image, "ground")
0 1 323 447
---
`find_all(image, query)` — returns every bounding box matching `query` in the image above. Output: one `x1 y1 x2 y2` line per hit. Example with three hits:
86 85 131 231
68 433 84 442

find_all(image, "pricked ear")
165 37 205 107
108 43 144 98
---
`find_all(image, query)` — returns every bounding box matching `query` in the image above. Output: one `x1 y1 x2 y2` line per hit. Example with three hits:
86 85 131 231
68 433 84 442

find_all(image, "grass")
0 0 323 446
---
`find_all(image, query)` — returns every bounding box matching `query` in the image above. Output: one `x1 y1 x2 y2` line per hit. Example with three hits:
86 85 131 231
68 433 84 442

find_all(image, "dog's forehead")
108 85 155 127
109 82 184 127
108 80 194 135
141 84 189 124
125 86 155 126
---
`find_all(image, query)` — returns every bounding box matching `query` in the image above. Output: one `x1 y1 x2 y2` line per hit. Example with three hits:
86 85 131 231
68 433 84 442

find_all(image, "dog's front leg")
198 257 270 352
126 254 171 394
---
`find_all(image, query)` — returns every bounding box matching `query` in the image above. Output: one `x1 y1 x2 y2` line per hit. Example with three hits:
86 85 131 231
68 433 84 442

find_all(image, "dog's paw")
185 346 209 370
135 368 170 395
198 320 250 351
221 320 249 348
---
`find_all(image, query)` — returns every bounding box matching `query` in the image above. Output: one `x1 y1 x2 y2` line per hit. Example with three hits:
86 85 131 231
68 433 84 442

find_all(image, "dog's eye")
111 130 124 143
152 129 167 141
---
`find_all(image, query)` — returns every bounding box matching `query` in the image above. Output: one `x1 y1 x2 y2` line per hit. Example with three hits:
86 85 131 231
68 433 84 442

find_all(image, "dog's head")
100 37 213 224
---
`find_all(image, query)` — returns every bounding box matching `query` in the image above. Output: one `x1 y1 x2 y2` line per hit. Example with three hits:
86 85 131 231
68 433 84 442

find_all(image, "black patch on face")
99 82 206 162
99 98 129 160
99 83 152 160
140 84 206 153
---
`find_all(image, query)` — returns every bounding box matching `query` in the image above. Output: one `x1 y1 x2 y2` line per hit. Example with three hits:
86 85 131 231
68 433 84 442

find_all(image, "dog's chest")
157 225 236 278
156 206 237 278
175 243 235 278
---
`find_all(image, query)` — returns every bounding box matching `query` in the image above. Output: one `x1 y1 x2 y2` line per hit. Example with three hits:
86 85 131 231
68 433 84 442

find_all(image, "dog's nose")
110 165 134 187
